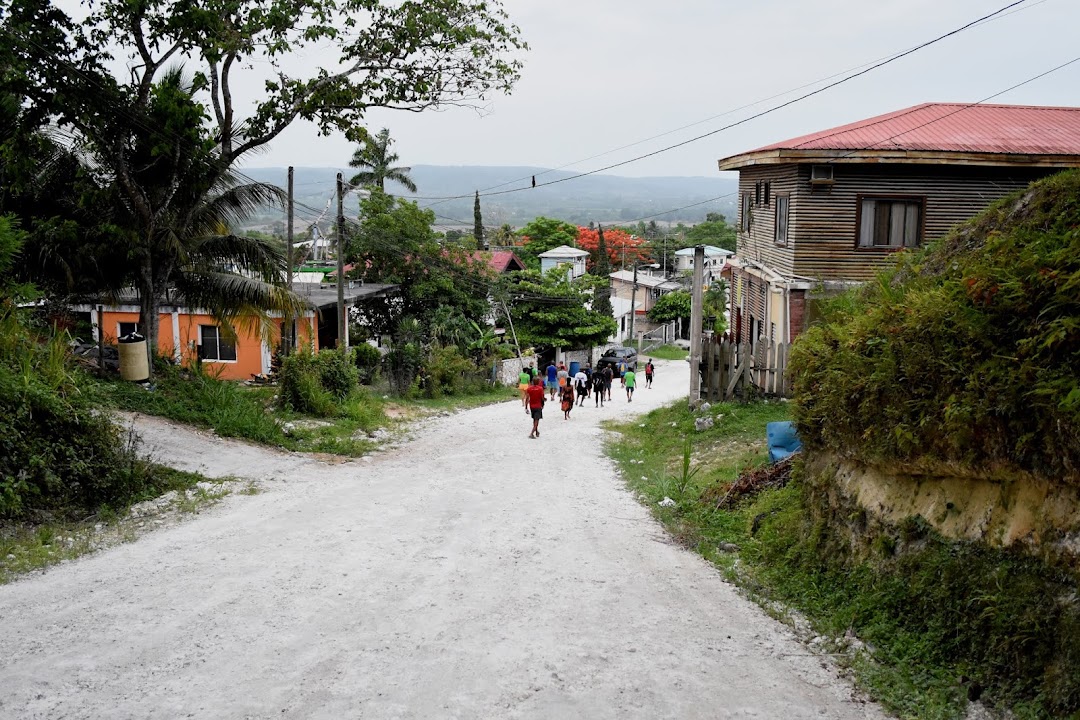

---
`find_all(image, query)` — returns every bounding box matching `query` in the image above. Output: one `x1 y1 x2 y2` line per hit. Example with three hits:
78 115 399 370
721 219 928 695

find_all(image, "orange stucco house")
73 283 398 381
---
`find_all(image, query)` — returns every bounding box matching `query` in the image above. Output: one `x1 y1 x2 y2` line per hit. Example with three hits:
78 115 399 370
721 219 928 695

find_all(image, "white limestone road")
0 359 884 719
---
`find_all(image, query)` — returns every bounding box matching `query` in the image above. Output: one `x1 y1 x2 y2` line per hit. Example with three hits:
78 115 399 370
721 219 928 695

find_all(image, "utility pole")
628 262 639 349
689 244 705 407
285 166 295 353
336 172 348 349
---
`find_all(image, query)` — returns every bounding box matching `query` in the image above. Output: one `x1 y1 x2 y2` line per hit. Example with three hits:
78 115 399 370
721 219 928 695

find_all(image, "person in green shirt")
623 369 637 402
518 368 532 413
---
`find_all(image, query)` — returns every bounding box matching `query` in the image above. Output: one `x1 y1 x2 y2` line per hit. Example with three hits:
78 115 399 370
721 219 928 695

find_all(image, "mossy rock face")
791 170 1080 485
777 463 1080 715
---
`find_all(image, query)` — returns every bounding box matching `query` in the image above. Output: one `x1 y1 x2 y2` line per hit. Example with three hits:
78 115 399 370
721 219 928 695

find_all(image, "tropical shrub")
352 342 381 385
790 170 1080 483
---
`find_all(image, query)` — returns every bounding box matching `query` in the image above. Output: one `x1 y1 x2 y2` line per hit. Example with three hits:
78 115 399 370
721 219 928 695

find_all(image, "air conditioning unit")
810 165 834 185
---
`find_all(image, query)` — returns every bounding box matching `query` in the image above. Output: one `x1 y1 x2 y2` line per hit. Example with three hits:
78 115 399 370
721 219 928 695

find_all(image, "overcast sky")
68 0 1080 180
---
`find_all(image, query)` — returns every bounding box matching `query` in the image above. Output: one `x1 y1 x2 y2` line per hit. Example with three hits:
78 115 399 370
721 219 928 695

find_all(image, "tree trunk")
138 255 159 380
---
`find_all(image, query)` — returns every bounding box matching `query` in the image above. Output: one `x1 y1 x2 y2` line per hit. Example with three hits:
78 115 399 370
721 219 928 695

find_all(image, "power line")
418 0 1051 207
401 0 1035 202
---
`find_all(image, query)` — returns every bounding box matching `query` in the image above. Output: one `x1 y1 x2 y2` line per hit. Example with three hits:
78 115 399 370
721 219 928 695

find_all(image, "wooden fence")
698 335 791 402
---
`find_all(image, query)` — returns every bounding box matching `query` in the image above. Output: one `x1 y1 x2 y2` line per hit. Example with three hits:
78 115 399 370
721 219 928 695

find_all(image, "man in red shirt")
526 376 547 439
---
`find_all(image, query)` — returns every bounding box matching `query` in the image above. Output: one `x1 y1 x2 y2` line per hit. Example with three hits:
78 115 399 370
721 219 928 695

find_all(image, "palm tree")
348 128 417 193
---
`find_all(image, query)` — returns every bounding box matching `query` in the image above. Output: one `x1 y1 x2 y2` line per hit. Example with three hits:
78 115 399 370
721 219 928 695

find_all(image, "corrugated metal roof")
740 103 1080 157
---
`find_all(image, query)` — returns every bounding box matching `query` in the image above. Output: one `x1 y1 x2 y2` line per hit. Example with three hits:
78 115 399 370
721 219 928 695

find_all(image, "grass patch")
0 465 221 584
607 400 1080 719
642 344 689 361
100 365 387 457
400 383 518 413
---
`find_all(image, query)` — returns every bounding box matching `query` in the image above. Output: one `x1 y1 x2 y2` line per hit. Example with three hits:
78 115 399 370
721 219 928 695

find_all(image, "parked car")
596 346 637 375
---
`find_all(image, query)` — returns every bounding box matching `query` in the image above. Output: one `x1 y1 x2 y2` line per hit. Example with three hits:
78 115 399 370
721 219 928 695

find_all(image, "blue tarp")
766 421 802 463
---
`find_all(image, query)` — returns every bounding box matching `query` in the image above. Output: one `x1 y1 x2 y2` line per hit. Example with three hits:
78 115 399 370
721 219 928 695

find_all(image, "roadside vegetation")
642 344 688 361
608 400 1078 719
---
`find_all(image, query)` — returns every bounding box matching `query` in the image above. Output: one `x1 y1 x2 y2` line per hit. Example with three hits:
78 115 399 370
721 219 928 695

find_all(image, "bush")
278 347 358 416
0 311 156 520
420 344 487 398
790 170 1080 483
352 342 381 384
385 341 423 396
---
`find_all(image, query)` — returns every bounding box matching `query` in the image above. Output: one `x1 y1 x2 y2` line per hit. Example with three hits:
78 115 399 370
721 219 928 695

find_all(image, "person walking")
518 367 532 412
618 359 628 389
560 381 575 420
556 363 569 399
592 370 606 407
545 361 558 400
583 363 593 398
574 367 589 406
644 359 655 389
624 367 637 402
603 365 614 402
527 376 546 438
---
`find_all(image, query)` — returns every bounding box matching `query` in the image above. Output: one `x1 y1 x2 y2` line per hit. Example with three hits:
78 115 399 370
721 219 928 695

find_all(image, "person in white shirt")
574 369 589 406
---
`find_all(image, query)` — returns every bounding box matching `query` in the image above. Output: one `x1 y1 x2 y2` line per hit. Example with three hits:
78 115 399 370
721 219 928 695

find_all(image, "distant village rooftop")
718 103 1080 170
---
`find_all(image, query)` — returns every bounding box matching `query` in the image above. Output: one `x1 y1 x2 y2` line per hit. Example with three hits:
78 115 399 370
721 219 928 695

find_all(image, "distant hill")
238 165 738 232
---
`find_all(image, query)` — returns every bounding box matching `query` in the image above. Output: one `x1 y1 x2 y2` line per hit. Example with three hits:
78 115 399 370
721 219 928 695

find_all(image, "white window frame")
857 195 924 250
117 321 139 339
198 325 237 363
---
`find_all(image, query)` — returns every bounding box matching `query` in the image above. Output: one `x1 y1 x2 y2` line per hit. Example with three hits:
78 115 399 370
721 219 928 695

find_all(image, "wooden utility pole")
688 244 705 406
285 166 295 353
628 262 639 349
336 172 348 349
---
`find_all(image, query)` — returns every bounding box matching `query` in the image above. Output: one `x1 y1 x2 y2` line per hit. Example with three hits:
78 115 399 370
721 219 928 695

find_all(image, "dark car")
596 346 638 376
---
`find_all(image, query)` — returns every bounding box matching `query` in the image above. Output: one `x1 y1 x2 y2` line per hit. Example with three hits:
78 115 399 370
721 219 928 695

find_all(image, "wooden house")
718 103 1080 343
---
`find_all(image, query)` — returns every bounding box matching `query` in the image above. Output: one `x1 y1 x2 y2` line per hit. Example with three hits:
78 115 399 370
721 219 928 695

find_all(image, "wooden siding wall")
735 165 799 276
734 163 1051 282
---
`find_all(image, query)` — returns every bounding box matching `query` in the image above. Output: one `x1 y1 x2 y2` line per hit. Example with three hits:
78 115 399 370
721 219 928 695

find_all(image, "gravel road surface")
0 360 883 719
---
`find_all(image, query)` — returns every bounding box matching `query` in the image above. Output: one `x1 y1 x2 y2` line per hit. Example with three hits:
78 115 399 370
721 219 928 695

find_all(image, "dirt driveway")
0 360 882 719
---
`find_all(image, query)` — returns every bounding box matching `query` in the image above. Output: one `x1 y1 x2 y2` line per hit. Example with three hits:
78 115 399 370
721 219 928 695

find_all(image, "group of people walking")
518 358 656 439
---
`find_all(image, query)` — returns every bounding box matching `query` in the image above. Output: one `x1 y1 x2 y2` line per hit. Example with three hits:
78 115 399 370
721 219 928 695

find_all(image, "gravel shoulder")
0 360 884 719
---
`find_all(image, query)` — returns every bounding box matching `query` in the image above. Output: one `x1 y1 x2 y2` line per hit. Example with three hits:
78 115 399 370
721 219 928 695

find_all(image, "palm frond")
174 270 310 344
188 233 287 282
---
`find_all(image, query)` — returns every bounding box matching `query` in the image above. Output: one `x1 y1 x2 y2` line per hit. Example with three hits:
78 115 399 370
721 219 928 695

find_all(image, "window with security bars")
741 193 752 232
858 197 923 249
198 325 237 361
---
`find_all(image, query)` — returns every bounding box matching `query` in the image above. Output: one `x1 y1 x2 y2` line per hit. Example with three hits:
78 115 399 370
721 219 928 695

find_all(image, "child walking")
560 381 575 419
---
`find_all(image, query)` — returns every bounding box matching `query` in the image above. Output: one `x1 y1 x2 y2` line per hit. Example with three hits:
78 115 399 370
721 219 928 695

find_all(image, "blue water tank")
569 361 581 376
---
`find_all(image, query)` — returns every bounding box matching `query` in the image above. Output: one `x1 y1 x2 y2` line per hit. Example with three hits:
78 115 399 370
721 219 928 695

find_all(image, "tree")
473 191 484 248
647 290 692 338
348 128 417 193
3 0 525 368
515 217 578 271
491 224 516 246
502 268 616 351
348 190 490 339
590 224 613 318
684 216 737 252
577 225 647 269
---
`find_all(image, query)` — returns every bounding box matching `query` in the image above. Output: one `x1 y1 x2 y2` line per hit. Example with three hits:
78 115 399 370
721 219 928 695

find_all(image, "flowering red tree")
577 226 649 269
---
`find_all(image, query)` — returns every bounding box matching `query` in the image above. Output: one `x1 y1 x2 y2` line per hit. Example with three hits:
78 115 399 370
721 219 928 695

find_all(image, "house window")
741 193 752 232
198 325 237 362
774 195 789 245
117 321 139 339
764 182 771 206
858 197 923 249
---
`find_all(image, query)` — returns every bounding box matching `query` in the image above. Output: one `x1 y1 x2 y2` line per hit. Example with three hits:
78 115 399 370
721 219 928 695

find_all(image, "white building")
674 245 734 286
538 245 589 280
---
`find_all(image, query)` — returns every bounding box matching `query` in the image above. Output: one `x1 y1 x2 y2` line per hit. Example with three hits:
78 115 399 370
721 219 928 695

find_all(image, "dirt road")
0 360 882 719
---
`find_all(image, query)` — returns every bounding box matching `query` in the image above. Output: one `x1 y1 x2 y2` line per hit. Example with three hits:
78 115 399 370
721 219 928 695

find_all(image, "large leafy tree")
577 225 648 269
348 190 490 339
647 289 691 339
514 217 578 271
683 213 737 252
2 0 525 363
502 268 616 351
589 224 613 318
348 128 417 193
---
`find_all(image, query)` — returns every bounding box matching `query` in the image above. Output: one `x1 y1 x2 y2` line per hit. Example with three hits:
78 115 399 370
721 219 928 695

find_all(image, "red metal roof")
470 250 526 273
739 103 1080 157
